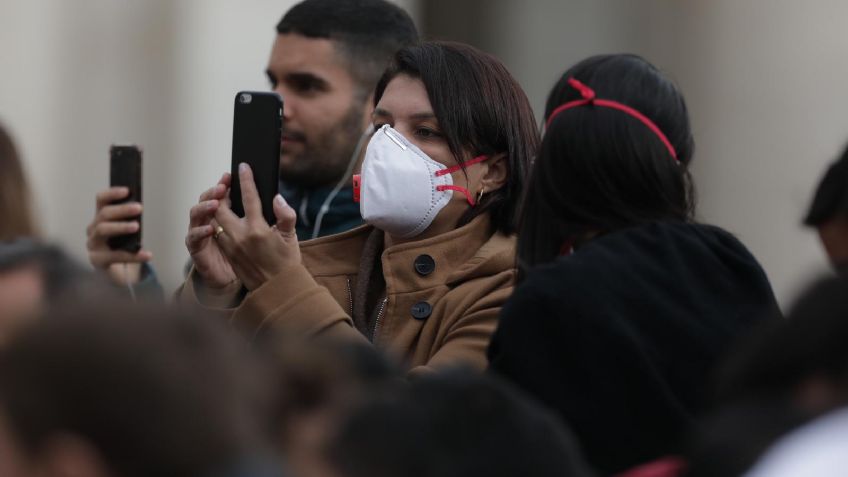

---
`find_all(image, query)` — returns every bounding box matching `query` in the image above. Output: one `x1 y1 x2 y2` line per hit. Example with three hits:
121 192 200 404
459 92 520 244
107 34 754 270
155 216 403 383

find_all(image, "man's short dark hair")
699 276 848 475
0 239 98 302
804 142 848 226
0 303 276 477
276 0 418 95
326 370 593 477
716 275 848 405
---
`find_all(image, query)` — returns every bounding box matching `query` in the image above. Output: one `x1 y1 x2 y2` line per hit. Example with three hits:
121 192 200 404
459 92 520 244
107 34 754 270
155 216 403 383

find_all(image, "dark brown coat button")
414 254 436 276
411 302 432 320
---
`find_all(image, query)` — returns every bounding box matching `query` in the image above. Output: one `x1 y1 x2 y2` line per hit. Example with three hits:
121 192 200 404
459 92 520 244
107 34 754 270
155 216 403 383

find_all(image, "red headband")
545 77 678 162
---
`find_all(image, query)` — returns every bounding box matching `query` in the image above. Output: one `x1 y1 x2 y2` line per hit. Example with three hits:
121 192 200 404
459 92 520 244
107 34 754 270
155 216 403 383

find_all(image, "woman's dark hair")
517 54 696 275
0 122 38 240
374 41 540 235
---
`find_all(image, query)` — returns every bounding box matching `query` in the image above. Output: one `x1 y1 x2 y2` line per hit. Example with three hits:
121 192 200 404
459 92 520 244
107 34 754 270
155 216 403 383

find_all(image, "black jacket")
488 221 780 475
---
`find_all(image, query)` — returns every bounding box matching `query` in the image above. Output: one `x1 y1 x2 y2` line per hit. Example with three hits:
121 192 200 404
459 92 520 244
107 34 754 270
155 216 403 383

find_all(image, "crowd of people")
1 0 847 475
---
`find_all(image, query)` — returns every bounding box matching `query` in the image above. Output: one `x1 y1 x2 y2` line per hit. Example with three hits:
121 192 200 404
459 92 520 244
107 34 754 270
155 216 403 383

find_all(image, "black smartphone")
108 145 142 253
230 91 282 225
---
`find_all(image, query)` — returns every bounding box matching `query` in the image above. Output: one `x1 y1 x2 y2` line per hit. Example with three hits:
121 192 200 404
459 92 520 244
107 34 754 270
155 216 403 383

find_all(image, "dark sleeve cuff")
131 262 165 301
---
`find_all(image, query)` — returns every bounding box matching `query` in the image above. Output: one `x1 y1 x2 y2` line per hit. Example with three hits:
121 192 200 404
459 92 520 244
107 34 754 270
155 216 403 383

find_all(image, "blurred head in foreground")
0 302 278 477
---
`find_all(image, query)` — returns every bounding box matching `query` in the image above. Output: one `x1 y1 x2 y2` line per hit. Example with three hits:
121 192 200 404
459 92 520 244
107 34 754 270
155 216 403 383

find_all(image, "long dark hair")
0 122 38 240
374 41 539 235
517 54 696 276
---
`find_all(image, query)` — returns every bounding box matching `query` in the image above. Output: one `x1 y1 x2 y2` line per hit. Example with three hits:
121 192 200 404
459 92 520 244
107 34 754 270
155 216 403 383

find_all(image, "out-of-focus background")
1 0 846 307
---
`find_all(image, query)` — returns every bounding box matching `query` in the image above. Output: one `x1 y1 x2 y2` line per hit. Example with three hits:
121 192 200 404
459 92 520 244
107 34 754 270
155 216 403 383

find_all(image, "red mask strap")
352 174 361 203
436 185 477 206
434 155 489 177
433 155 490 207
545 77 678 162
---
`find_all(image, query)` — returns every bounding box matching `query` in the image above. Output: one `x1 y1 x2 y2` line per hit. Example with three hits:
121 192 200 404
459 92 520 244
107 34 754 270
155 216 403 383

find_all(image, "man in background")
85 0 418 289
804 142 848 272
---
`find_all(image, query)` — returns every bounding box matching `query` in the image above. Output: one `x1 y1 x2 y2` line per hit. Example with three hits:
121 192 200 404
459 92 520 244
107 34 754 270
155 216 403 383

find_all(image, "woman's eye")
415 127 441 139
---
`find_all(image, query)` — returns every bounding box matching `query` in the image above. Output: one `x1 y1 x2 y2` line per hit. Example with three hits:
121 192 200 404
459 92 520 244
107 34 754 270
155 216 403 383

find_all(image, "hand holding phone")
86 145 151 286
184 91 281 291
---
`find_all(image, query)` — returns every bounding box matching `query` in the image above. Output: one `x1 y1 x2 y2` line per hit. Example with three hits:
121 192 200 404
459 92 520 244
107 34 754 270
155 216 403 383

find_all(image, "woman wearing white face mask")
179 41 538 374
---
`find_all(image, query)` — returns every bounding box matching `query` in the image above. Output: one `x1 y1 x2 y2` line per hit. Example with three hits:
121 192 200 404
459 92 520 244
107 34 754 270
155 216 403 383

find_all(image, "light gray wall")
424 0 848 308
1 0 182 287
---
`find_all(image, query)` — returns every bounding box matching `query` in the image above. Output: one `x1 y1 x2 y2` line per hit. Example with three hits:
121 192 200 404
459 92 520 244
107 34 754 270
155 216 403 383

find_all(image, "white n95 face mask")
353 124 488 239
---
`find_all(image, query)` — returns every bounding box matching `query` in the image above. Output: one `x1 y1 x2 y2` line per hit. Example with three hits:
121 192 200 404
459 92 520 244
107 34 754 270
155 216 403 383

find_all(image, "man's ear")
359 92 375 130
352 92 376 177
479 153 509 193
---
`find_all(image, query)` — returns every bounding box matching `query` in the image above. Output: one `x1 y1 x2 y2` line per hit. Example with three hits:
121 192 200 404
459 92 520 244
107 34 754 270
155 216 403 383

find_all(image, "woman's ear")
480 153 509 193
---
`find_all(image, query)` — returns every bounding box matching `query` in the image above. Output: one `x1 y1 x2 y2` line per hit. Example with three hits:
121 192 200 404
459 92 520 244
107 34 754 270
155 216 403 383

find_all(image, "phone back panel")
108 145 142 253
230 92 282 225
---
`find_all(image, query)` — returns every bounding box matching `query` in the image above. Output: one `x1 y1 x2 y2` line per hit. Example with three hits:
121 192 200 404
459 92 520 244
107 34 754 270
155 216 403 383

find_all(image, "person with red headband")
487 54 781 475
178 41 538 375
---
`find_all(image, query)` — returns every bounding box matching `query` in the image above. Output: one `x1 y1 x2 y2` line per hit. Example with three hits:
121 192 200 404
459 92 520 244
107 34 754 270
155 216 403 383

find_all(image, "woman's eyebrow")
373 109 437 121
408 111 437 120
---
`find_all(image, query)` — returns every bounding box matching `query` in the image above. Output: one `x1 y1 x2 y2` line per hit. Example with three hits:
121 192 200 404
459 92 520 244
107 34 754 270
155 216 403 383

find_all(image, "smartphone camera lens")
239 93 252 104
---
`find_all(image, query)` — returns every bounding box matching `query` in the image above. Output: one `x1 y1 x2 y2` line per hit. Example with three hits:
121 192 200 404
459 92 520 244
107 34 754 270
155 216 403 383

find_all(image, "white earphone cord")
311 124 375 239
124 262 137 302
